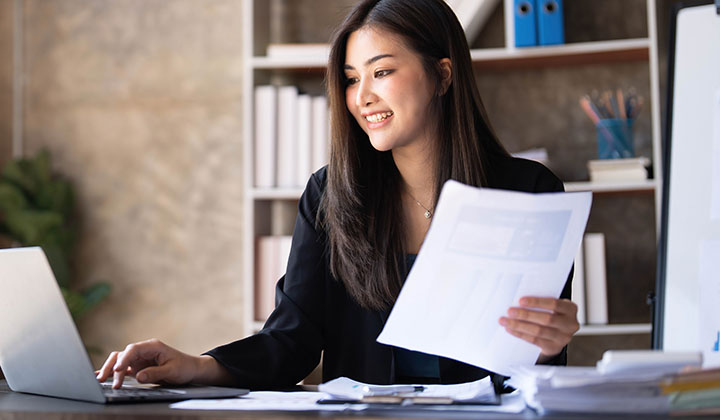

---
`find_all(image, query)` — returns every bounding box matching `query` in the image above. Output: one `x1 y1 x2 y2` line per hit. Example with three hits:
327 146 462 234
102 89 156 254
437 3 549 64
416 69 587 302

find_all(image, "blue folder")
537 0 565 45
514 0 537 47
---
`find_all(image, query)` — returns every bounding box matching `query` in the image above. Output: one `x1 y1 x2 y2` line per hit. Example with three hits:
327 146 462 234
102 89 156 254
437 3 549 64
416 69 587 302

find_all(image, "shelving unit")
241 0 662 348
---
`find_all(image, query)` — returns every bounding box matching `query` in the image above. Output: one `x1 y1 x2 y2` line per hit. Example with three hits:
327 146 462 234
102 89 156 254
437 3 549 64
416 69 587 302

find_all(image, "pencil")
617 89 627 119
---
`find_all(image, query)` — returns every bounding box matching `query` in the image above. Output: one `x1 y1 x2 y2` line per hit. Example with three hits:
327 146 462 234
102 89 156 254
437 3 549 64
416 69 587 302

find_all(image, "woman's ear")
438 58 453 95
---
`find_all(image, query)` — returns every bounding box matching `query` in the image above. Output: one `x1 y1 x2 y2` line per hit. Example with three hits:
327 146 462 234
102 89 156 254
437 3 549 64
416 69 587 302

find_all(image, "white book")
296 94 313 187
254 237 278 321
254 85 277 188
277 236 293 289
587 157 649 182
584 233 609 325
254 235 293 322
571 242 587 325
266 43 330 59
276 86 299 188
589 168 648 182
311 96 329 172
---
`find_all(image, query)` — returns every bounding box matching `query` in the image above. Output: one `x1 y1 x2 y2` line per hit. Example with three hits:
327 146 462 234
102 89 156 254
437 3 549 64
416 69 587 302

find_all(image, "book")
266 43 331 59
254 237 278 321
254 85 277 188
254 236 293 322
276 86 299 188
584 233 608 325
571 242 586 325
587 157 650 182
296 94 313 186
311 95 329 172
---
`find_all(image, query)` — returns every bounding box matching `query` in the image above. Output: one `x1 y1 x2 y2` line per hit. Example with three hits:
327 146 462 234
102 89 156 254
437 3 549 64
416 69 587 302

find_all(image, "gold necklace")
408 193 433 219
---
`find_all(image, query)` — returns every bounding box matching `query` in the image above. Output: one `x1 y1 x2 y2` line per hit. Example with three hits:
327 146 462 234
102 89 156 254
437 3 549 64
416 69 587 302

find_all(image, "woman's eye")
375 69 393 78
345 77 358 86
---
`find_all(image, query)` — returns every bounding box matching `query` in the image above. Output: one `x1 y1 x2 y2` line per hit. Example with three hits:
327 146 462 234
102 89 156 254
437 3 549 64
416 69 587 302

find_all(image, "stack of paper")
508 350 704 414
509 366 671 414
665 367 720 413
318 376 497 405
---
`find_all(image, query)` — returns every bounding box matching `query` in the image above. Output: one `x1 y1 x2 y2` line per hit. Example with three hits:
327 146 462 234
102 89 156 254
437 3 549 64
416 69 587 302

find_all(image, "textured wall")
21 0 245 366
0 0 13 165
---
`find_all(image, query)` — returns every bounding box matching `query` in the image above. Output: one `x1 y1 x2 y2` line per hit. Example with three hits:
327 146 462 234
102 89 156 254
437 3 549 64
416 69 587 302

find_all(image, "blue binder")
537 0 565 45
514 0 537 47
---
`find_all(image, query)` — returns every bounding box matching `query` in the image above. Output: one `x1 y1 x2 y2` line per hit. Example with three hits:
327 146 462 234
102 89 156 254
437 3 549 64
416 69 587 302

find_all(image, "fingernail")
499 317 507 326
519 298 529 305
508 308 518 317
137 372 146 382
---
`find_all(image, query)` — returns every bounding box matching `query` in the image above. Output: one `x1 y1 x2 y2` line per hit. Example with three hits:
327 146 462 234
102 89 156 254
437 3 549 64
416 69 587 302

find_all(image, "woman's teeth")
365 111 393 123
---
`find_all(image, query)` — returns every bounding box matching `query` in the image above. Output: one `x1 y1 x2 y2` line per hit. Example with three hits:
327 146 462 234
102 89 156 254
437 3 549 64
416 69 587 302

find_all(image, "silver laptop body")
0 247 248 403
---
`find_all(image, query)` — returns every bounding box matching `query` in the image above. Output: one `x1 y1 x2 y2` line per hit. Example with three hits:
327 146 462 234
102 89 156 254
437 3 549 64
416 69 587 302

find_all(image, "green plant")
0 150 110 319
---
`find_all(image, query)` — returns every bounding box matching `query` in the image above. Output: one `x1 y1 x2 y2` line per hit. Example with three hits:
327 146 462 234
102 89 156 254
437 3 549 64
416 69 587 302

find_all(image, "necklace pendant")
424 210 432 219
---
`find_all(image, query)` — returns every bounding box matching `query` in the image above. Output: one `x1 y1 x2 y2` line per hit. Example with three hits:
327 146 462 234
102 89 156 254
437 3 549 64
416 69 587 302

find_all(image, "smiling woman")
96 0 579 391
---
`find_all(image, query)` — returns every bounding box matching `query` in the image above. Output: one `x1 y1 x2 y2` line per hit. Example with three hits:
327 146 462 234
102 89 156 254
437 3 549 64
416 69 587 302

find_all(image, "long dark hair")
321 0 509 311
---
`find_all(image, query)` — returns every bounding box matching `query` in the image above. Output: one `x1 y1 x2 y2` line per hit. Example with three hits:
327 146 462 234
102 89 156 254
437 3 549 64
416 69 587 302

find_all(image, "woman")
97 0 579 389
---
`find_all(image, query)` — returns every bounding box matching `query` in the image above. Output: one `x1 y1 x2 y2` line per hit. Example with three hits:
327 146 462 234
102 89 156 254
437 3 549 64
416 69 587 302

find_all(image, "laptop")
0 246 249 403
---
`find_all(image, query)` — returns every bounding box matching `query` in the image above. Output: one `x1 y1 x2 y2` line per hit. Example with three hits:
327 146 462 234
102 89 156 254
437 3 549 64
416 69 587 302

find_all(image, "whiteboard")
656 1 720 366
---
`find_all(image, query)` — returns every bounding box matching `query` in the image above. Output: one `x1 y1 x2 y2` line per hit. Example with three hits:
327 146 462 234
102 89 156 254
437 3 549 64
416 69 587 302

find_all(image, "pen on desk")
361 385 425 396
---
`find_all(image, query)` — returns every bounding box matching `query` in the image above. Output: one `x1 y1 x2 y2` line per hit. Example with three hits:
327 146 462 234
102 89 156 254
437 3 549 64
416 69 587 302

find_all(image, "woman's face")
344 27 437 153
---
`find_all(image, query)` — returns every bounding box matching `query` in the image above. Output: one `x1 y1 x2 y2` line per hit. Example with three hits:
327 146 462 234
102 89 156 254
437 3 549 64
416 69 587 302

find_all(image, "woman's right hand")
95 338 231 389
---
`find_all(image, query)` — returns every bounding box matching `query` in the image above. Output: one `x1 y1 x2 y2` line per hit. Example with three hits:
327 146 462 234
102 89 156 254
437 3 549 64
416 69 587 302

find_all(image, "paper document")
170 391 363 411
377 181 592 376
319 376 496 403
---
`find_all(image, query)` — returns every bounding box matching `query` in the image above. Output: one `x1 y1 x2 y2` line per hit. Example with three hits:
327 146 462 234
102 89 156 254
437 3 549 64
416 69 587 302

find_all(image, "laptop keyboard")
101 382 187 398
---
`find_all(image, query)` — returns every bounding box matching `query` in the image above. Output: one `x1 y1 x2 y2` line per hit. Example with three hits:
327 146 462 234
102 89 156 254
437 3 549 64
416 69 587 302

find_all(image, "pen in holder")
596 118 634 159
580 89 643 160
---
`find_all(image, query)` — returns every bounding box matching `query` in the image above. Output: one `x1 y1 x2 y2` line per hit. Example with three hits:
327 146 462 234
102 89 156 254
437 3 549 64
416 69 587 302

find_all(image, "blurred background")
0 0 688 370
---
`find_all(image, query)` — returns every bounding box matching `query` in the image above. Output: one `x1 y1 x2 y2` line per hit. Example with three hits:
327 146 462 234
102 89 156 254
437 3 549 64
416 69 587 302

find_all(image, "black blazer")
206 156 572 389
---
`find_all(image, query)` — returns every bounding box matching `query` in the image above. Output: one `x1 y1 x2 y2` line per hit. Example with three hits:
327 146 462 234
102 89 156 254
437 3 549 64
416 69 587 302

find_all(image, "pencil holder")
596 119 634 159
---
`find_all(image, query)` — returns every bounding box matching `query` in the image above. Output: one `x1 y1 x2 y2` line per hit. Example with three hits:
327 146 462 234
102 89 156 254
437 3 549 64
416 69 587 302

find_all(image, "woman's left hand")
499 296 579 361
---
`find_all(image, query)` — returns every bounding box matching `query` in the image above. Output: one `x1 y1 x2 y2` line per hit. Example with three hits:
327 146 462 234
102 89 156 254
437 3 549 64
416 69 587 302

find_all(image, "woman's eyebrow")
344 54 394 70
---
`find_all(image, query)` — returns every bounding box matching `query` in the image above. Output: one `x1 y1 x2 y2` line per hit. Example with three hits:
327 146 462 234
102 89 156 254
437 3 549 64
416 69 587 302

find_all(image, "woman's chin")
368 138 395 152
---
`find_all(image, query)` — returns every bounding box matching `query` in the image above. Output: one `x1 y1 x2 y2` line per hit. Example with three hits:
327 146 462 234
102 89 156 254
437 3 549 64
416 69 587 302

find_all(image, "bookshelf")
241 0 662 351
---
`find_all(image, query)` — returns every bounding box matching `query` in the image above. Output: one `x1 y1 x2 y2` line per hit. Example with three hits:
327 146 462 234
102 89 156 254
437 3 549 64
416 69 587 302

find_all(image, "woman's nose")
355 79 376 108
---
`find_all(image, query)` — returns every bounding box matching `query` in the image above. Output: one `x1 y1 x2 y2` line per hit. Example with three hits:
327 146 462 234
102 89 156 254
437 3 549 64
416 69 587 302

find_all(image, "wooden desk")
0 380 708 420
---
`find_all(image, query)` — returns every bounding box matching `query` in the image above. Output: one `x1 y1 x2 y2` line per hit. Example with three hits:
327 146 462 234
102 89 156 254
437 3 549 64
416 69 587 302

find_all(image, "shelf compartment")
472 38 650 69
251 180 657 200
251 38 650 70
251 188 304 200
564 179 657 193
575 323 652 336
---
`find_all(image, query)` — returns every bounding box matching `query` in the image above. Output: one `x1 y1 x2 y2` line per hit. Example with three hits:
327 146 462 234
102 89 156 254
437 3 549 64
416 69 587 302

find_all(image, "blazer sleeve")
203 172 328 389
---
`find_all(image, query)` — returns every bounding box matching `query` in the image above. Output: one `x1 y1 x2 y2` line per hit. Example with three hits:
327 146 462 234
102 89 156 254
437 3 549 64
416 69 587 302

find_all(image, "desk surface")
0 380 712 420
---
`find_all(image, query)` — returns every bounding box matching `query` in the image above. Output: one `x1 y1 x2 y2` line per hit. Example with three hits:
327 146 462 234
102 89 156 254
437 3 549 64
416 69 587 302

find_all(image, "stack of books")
254 85 329 189
587 157 650 183
254 235 292 321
